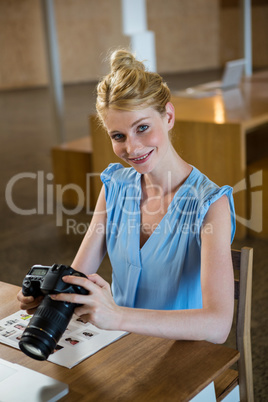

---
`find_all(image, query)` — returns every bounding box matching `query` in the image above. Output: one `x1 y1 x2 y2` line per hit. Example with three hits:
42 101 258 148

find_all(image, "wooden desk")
0 281 239 401
90 71 268 238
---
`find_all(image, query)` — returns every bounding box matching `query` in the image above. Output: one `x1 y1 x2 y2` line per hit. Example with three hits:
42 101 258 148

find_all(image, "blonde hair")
96 49 171 124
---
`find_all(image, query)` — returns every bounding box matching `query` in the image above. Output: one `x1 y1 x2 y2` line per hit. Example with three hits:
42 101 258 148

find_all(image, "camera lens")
21 343 44 359
19 296 75 360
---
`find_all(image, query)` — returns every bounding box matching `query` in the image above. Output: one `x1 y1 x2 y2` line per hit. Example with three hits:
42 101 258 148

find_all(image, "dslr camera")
19 264 88 361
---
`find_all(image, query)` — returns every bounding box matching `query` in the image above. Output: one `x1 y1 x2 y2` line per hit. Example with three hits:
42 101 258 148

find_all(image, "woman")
18 49 236 343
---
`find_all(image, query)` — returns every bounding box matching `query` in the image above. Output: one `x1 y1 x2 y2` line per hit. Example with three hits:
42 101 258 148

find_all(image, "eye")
137 124 149 133
111 133 124 141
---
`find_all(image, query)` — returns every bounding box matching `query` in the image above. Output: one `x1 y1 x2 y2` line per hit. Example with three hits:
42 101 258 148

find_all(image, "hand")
17 289 44 314
49 274 122 331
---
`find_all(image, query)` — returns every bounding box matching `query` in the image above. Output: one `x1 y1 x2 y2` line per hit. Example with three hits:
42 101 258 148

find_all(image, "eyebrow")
131 117 149 127
108 117 150 135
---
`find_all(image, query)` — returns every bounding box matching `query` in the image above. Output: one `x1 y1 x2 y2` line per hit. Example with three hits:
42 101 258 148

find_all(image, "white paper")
0 310 127 368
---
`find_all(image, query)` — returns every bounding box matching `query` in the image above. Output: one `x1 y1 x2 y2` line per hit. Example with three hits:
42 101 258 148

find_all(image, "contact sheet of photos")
0 310 127 368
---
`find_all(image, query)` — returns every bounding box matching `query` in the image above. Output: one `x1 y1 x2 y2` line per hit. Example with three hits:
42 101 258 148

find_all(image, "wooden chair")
214 247 254 401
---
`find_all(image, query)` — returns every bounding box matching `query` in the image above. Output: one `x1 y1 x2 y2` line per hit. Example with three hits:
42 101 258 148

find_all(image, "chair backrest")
232 247 254 402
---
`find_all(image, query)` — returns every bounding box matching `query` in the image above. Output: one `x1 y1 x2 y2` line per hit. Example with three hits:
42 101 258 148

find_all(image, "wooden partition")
51 136 94 209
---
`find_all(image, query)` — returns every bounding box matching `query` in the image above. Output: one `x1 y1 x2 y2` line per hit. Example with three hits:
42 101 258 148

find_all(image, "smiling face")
104 103 175 175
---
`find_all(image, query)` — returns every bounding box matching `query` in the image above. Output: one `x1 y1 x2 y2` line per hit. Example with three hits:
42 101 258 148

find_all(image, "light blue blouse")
101 163 236 311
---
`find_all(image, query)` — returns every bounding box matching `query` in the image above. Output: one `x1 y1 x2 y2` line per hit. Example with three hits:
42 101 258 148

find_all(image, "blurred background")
0 0 267 399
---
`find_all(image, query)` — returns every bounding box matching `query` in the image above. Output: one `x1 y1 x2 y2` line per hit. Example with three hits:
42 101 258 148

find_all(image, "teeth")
133 152 150 161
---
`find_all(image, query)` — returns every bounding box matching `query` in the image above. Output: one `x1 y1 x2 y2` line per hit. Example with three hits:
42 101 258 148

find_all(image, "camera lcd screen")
31 268 48 276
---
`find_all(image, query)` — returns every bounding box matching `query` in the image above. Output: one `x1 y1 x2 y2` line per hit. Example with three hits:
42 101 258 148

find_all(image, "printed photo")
19 313 32 320
14 323 26 331
79 330 98 339
64 337 81 346
2 329 16 338
9 333 22 343
53 344 64 353
5 319 18 326
75 317 89 325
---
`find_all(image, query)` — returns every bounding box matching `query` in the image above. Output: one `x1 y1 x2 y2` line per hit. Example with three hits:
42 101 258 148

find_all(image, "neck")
142 147 191 196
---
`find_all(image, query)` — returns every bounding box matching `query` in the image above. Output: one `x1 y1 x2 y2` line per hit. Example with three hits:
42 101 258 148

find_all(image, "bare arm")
51 195 234 344
17 186 107 311
71 185 107 274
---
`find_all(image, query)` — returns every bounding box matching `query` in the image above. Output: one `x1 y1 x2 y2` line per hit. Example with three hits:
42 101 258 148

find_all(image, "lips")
128 150 154 164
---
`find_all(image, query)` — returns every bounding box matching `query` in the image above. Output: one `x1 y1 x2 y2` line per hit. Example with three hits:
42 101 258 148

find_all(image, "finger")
20 302 33 310
62 275 89 286
17 291 34 304
74 305 93 318
19 295 44 311
87 274 109 288
49 292 91 305
26 307 37 315
62 275 99 293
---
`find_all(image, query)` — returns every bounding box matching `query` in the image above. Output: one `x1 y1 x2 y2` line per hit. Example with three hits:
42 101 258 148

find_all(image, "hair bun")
96 48 171 122
110 49 145 73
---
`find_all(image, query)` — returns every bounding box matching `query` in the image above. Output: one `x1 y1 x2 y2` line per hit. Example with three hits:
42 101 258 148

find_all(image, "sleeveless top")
100 163 236 310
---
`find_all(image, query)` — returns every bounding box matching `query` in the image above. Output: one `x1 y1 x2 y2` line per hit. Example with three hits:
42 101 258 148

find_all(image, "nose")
125 136 142 156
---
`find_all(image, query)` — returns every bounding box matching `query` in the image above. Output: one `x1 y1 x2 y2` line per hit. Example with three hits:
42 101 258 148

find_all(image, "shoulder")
202 195 231 228
188 167 221 199
100 163 139 185
189 167 234 209
182 167 236 242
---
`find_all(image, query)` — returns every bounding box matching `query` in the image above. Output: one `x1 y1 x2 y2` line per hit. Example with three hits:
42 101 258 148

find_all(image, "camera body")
22 264 88 299
19 264 88 361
